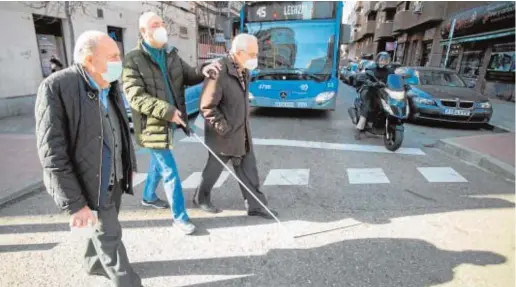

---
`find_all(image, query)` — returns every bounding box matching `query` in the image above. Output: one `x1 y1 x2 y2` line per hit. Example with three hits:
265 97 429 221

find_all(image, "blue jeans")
143 149 189 222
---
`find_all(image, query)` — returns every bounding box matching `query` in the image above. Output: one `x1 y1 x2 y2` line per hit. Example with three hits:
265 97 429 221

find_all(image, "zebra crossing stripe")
417 167 468 183
347 168 390 184
263 169 310 186
181 171 230 189
131 167 469 188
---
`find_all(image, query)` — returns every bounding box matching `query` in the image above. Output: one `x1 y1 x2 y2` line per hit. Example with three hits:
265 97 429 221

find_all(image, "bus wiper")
255 69 324 82
287 68 324 82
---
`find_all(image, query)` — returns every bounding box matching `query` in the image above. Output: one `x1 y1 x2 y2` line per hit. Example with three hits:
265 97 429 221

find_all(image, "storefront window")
420 41 432 67
459 43 485 80
395 42 405 64
486 42 515 82
441 44 460 70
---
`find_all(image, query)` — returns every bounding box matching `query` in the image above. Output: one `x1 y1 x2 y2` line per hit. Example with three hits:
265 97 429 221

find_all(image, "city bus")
239 1 349 110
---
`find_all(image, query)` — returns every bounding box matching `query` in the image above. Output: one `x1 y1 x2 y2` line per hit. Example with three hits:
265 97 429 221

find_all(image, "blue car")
395 67 493 124
122 83 204 132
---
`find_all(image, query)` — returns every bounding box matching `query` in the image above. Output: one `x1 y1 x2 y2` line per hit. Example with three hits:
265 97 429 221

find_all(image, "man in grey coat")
35 31 141 286
193 34 278 219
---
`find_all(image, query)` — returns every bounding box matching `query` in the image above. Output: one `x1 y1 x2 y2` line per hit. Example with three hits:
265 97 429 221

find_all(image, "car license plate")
274 102 295 108
444 109 470 116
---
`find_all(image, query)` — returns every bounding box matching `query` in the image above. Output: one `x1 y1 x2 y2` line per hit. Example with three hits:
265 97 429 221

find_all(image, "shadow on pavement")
133 238 506 287
250 107 330 119
0 242 58 253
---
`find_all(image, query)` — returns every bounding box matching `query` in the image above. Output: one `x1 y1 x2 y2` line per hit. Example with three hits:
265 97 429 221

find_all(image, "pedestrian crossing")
132 166 470 188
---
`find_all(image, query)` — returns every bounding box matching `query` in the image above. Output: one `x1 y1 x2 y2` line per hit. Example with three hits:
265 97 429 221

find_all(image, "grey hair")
139 11 159 29
230 33 258 54
73 30 107 64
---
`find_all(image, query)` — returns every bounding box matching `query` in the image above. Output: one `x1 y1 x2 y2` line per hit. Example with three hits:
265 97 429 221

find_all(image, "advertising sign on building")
441 2 515 38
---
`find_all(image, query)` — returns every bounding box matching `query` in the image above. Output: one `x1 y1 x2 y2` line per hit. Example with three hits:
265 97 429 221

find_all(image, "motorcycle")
348 70 409 151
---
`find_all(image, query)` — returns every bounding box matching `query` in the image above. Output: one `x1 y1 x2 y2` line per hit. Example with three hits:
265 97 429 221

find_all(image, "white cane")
188 127 291 238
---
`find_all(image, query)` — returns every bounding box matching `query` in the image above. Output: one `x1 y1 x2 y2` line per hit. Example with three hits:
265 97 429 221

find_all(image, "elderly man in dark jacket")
35 31 141 286
193 34 278 219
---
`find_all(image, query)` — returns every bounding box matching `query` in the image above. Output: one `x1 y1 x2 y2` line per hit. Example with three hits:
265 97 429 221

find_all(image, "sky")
342 0 356 24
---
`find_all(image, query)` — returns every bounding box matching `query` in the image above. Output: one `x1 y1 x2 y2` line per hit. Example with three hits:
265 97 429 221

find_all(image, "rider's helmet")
375 51 391 69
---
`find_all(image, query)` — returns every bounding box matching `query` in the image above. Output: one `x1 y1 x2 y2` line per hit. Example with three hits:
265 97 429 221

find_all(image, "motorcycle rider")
354 51 393 140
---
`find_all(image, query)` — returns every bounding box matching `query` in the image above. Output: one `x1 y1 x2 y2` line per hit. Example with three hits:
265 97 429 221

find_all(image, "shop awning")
440 28 515 46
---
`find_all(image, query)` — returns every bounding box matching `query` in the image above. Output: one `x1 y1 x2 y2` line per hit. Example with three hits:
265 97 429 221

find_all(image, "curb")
436 139 515 181
485 123 512 133
0 181 44 208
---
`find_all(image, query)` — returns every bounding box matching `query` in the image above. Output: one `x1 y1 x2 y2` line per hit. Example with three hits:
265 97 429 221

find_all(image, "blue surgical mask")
101 61 123 83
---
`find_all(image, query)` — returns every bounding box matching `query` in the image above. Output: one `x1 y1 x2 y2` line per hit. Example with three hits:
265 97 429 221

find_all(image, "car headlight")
478 101 491 109
385 89 405 100
413 97 435 105
315 91 335 104
248 92 255 102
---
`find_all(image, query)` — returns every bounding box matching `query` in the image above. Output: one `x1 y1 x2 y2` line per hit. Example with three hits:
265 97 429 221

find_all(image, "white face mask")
244 58 258 70
101 61 123 83
152 27 168 44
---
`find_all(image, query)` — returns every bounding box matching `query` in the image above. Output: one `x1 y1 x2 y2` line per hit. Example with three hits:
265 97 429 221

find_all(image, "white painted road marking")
263 169 310 186
181 137 426 155
417 167 468 183
131 167 468 188
132 173 148 188
347 168 390 184
181 171 230 189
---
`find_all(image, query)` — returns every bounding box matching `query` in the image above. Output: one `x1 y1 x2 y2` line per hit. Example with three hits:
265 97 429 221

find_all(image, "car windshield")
417 70 466 87
246 21 335 77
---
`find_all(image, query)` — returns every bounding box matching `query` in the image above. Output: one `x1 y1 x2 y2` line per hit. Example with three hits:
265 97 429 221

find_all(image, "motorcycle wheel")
384 125 404 151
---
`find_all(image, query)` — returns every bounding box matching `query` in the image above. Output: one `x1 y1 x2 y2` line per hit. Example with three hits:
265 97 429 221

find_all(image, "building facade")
350 1 515 101
0 1 198 119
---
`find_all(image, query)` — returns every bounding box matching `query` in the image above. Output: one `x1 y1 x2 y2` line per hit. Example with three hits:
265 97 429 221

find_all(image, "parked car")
395 67 493 124
121 83 204 133
340 62 359 84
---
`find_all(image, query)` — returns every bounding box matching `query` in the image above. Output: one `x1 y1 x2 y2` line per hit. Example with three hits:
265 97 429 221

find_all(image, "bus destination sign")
246 1 335 22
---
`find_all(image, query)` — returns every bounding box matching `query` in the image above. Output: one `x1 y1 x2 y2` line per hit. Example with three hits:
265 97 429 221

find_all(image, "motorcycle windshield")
387 74 404 91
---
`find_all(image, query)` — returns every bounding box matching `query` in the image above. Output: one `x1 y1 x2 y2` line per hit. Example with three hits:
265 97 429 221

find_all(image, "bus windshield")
246 21 335 78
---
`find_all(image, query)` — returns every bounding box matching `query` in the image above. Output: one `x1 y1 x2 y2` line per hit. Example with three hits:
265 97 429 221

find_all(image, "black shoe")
248 209 278 220
141 198 169 209
193 199 222 214
86 269 108 278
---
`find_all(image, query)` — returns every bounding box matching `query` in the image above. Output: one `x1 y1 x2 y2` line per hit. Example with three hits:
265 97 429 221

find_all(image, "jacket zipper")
97 95 104 208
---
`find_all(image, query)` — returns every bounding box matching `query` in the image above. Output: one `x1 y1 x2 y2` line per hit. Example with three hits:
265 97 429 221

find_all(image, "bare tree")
22 1 106 54
141 1 179 37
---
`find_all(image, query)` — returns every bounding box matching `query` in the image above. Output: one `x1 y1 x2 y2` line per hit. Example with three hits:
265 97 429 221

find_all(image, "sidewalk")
437 133 515 180
0 116 43 206
489 99 515 132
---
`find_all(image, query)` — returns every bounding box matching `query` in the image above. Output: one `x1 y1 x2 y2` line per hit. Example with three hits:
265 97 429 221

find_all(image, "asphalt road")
0 82 513 287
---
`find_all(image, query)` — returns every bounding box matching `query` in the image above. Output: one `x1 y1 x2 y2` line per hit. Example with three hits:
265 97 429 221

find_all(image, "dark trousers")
84 183 141 287
359 87 377 118
196 151 268 211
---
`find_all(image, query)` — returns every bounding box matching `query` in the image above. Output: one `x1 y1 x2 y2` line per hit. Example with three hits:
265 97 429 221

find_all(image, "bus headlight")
248 92 255 103
315 91 335 104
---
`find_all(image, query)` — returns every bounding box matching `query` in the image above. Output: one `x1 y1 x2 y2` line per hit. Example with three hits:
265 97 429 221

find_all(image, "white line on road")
181 137 426 155
347 168 391 184
182 171 230 189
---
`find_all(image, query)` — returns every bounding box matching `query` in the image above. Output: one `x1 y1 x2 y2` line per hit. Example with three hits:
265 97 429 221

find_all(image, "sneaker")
174 220 196 235
141 198 169 209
